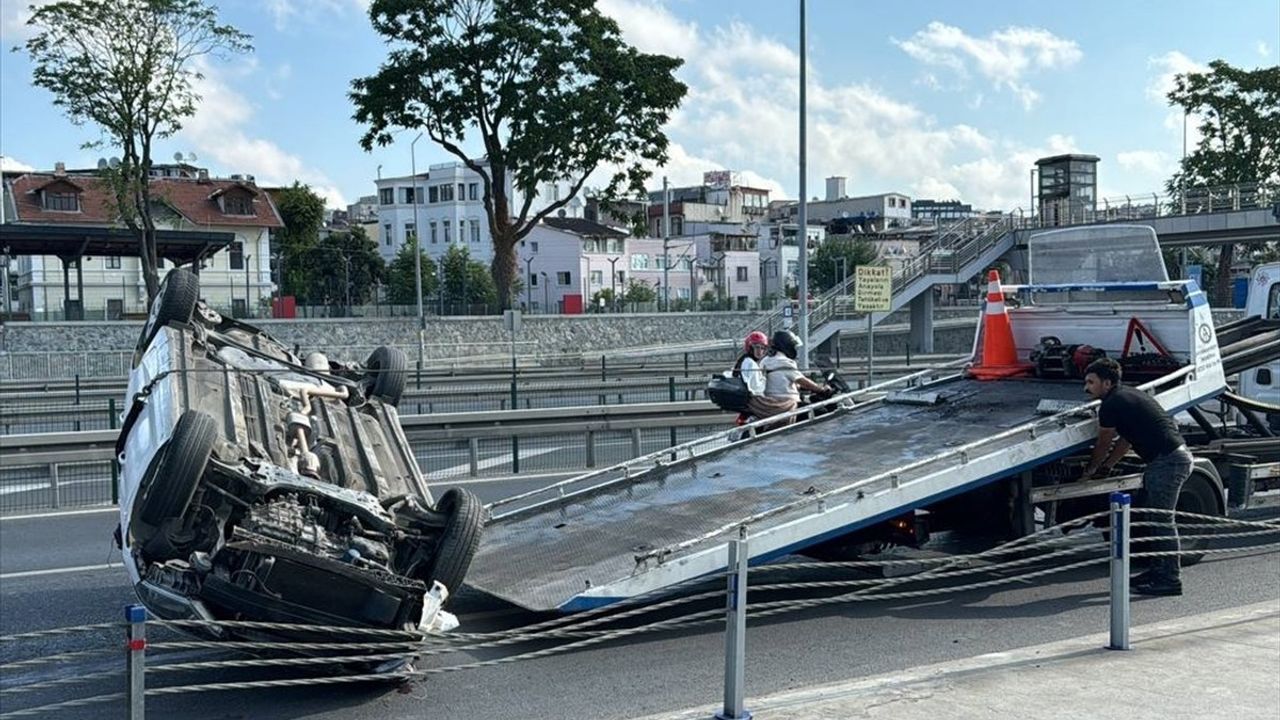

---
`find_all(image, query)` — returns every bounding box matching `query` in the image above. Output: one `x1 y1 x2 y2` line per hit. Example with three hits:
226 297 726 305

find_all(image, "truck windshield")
1027 225 1169 285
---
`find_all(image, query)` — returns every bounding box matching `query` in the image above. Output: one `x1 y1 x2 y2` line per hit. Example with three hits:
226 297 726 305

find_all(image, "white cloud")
0 155 36 173
0 0 57 42
1116 150 1168 175
893 22 1082 110
595 0 1075 210
1260 41 1273 58
181 60 348 208
263 0 367 31
1145 51 1205 103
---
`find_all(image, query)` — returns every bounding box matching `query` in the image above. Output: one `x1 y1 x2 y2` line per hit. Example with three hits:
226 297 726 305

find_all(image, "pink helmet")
743 331 769 353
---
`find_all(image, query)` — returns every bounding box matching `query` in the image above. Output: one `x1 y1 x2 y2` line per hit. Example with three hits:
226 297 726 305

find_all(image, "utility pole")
410 133 426 371
797 0 810 369
662 176 670 312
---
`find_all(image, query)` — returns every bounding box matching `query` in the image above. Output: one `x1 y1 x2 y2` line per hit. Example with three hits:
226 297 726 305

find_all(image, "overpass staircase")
744 214 1019 350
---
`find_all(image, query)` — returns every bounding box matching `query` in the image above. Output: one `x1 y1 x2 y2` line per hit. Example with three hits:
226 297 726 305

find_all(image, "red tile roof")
6 172 283 229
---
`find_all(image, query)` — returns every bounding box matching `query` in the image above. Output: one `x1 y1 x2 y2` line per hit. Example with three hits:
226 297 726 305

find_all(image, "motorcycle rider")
734 331 770 398
749 330 830 421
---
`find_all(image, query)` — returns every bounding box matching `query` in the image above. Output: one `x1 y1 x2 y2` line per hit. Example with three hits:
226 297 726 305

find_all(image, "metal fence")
2 507 1275 718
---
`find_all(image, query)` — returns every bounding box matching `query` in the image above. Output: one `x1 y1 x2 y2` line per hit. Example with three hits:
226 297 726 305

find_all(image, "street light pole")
662 176 670 312
410 133 426 371
523 255 534 311
540 271 549 314
245 254 252 317
797 0 810 369
608 256 620 312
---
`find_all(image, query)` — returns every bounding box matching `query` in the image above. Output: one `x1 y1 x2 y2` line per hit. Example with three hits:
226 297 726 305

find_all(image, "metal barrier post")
1109 491 1131 651
126 604 147 720
716 526 751 720
49 463 60 509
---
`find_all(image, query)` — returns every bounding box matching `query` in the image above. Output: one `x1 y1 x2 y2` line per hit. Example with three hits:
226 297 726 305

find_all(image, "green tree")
622 278 656 304
589 288 616 312
20 0 251 298
300 227 384 309
808 236 881 292
1166 61 1280 302
385 243 438 306
351 0 687 309
439 245 497 313
271 183 327 299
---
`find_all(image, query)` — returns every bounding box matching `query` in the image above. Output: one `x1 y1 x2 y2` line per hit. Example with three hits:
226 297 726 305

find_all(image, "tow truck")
465 225 1280 612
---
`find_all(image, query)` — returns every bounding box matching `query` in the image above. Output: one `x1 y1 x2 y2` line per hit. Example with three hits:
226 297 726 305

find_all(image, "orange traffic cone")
968 270 1033 381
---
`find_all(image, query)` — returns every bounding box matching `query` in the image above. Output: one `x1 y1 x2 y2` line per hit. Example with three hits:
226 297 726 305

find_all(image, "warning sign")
854 265 892 312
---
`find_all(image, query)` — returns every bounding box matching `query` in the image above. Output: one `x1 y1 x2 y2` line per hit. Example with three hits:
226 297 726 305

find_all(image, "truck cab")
1238 262 1280 426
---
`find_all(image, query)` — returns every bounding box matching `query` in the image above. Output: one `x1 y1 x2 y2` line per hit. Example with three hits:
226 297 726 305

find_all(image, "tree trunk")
1215 243 1235 306
491 229 518 311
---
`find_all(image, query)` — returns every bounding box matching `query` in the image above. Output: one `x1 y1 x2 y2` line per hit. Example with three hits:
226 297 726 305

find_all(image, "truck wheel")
134 269 200 366
1176 473 1221 566
366 346 407 406
420 488 484 603
139 410 219 526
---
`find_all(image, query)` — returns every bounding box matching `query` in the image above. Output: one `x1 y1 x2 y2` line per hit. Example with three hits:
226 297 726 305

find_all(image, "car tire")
366 346 408 406
422 488 484 602
139 410 219 526
134 269 200 365
1176 472 1221 566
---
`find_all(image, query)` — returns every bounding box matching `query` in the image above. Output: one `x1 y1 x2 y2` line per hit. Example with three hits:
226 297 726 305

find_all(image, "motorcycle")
707 360 852 437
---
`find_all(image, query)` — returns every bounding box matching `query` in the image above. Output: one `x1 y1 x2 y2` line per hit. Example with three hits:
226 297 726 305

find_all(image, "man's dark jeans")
1142 446 1194 581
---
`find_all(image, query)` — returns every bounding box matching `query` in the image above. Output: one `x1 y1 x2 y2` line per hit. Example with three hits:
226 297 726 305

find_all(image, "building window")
556 271 571 286
530 241 539 253
384 223 392 244
654 255 666 270
630 254 649 270
223 194 253 215
443 220 451 243
616 271 626 284
430 222 438 244
44 191 79 212
471 222 481 243
106 256 121 269
229 242 244 270
736 266 748 282
786 260 798 275
458 183 465 199
429 186 439 203
458 220 465 243
440 184 454 202
379 188 394 205
671 217 683 235
676 288 690 300
405 223 416 242
530 273 539 287
468 183 478 201
589 270 603 285
402 187 416 204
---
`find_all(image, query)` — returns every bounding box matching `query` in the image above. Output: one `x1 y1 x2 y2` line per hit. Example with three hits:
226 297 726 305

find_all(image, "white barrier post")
126 604 147 719
1108 492 1131 651
716 526 752 720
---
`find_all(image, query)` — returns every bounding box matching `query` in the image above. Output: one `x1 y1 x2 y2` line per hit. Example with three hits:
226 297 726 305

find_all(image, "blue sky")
2 0 1277 211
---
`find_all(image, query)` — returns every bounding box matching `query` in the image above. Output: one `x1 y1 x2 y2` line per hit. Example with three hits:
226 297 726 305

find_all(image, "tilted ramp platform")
466 377 1176 612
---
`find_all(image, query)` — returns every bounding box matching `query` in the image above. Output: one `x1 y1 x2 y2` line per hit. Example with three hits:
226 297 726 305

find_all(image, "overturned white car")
116 269 481 636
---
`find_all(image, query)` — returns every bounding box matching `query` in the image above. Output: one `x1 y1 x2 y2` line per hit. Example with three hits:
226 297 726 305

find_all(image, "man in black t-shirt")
1082 358 1192 596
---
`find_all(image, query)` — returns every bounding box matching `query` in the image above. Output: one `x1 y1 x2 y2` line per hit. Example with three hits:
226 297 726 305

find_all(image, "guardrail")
0 402 736 515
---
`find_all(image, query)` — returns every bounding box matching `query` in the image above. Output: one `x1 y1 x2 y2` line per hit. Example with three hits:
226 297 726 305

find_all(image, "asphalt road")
2 504 1278 720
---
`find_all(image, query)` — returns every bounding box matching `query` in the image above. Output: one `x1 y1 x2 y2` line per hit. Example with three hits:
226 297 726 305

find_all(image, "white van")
1238 262 1280 420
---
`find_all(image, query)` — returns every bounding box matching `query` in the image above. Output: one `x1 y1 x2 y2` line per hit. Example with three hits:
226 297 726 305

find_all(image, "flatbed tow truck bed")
467 377 1182 612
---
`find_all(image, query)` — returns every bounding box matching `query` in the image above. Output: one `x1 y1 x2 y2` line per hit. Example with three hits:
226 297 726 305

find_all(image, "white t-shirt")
739 356 766 396
760 354 803 400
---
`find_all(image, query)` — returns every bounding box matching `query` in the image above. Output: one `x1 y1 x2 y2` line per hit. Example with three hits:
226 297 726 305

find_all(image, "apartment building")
373 160 509 264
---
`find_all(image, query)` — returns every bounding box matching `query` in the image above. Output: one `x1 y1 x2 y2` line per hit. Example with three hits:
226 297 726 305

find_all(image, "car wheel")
134 269 200 365
1176 472 1221 566
366 346 408 406
139 410 219 526
421 488 484 602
